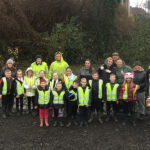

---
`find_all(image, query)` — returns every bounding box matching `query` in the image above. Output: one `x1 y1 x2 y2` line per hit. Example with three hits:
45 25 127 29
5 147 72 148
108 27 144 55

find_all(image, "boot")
113 116 118 122
40 118 43 127
88 112 94 123
66 122 72 127
53 121 57 127
79 121 83 127
84 121 88 127
97 112 103 124
59 121 64 127
2 113 7 119
45 118 49 127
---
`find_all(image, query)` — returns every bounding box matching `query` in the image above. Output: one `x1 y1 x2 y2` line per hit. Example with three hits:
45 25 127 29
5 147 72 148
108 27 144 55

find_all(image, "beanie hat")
124 72 134 79
36 55 42 60
26 67 33 73
112 52 119 56
6 59 14 65
40 78 46 83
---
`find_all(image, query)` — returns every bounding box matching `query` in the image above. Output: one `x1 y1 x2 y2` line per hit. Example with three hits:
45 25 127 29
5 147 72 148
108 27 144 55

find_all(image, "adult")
0 58 17 78
133 61 146 119
78 59 95 82
115 59 132 84
31 55 48 79
49 52 69 79
98 57 116 83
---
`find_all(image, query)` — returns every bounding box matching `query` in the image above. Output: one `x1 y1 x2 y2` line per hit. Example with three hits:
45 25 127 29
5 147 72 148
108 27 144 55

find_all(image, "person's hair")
110 73 116 77
56 82 62 86
85 59 92 74
39 70 45 74
73 80 79 84
92 70 98 75
116 58 122 62
5 69 11 73
52 72 58 76
17 69 23 76
66 67 72 71
5 64 14 70
122 78 134 94
81 78 87 83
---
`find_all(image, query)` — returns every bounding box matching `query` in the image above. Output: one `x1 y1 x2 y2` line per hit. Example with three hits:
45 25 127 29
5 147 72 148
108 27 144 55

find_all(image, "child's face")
40 82 46 88
81 80 87 87
5 71 11 78
17 71 22 78
56 84 62 91
110 75 116 83
72 82 78 89
92 73 99 80
27 71 33 76
66 69 72 76
107 60 113 67
39 71 45 78
53 73 58 80
126 77 132 83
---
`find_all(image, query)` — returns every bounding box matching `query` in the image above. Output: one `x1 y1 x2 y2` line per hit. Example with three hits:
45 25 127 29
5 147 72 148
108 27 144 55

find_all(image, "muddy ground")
0 110 150 150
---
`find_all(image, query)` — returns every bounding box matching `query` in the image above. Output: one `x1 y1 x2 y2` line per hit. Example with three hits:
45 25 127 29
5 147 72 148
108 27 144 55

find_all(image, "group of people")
0 51 150 128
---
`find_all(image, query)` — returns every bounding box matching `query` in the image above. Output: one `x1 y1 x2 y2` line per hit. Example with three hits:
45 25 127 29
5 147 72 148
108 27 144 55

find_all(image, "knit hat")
124 72 134 79
26 67 33 73
112 52 119 56
36 55 42 60
40 78 46 83
6 59 14 65
133 60 142 67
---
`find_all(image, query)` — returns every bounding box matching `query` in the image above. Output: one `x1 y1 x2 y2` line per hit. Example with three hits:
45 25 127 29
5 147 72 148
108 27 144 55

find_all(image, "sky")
130 0 147 7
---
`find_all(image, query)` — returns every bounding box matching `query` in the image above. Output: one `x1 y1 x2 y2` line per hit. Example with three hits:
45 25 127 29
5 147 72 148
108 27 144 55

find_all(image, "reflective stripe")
89 79 103 99
53 91 65 104
78 86 90 106
24 76 35 94
69 90 77 101
106 83 119 101
2 77 7 95
64 75 77 89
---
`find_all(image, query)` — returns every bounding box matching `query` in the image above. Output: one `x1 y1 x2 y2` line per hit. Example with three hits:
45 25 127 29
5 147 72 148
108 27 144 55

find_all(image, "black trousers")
122 101 136 123
16 95 23 112
106 101 118 116
27 96 35 111
90 99 104 113
79 106 89 122
53 108 64 122
2 95 14 113
68 101 78 121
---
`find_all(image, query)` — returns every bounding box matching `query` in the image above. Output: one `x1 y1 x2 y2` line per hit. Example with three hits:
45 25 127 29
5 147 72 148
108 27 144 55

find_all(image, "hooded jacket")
49 54 69 79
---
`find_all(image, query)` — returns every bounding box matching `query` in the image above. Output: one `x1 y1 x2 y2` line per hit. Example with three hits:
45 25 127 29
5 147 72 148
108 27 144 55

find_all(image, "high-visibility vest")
89 79 103 99
106 83 119 101
2 77 7 95
24 76 35 94
122 84 138 100
16 80 24 95
31 62 48 78
52 91 65 105
68 90 77 101
37 88 50 105
64 74 77 89
78 86 90 106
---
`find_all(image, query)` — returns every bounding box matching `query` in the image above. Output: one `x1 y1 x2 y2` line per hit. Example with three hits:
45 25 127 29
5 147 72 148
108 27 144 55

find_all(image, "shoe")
59 122 64 127
98 117 103 124
45 118 49 127
113 117 118 122
122 121 126 126
40 118 43 127
2 113 7 119
84 122 88 127
53 121 57 127
88 112 94 123
73 120 78 126
66 122 72 127
79 122 83 127
105 117 110 122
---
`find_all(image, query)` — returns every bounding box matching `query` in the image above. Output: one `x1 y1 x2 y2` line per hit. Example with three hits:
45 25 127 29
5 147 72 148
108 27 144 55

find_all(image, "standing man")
49 52 69 79
31 55 49 79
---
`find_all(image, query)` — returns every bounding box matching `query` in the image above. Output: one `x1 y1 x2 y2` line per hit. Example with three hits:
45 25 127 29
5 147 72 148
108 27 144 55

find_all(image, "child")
24 67 36 114
35 78 51 127
119 72 139 126
49 72 62 91
77 78 91 127
35 70 49 88
66 80 79 127
88 71 104 124
15 69 25 116
0 69 15 118
51 82 66 127
62 67 77 91
104 73 120 122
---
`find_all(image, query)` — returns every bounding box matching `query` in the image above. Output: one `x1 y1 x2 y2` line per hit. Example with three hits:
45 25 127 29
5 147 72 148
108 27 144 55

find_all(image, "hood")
55 52 65 63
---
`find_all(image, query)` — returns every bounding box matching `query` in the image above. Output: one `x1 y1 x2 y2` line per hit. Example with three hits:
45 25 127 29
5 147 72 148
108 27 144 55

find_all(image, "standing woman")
0 58 17 78
78 59 94 82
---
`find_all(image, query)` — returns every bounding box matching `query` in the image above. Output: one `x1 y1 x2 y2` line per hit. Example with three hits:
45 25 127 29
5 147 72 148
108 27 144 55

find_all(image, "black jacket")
97 64 116 83
35 86 51 109
14 78 25 96
0 77 15 95
133 70 146 93
0 66 17 78
146 69 150 98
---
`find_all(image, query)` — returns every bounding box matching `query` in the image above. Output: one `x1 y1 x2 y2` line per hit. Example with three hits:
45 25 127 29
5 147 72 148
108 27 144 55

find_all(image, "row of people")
0 65 146 128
